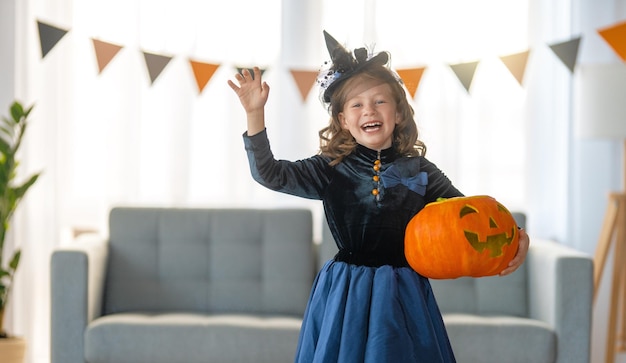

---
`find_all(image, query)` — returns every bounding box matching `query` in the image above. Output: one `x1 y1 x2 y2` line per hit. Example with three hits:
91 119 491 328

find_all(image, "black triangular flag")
548 37 581 73
37 20 69 58
449 61 480 93
142 51 173 85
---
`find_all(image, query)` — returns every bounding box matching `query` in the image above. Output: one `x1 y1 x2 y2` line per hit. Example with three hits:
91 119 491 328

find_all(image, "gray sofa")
51 207 315 363
51 207 593 363
318 213 594 363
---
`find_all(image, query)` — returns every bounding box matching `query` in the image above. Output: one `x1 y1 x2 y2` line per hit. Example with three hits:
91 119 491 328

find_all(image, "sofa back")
103 207 314 317
320 213 528 317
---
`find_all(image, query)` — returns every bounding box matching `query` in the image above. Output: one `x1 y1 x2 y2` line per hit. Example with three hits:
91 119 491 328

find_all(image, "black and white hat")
317 30 393 103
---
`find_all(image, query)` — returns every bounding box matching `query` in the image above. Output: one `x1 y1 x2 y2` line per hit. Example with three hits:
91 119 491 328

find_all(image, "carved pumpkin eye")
460 205 478 218
405 195 519 279
460 204 501 228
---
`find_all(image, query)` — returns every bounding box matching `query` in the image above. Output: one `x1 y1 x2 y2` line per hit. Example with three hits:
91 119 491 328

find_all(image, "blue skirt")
294 260 456 363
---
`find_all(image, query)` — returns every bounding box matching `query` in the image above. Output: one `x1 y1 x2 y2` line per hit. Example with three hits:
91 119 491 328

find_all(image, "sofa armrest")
51 233 108 363
526 239 593 363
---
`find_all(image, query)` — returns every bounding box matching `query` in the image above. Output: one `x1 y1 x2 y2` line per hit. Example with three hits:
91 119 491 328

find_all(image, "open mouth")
362 122 382 132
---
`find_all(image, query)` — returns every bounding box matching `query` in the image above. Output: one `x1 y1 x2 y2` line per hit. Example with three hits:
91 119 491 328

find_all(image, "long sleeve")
420 157 464 203
243 129 332 200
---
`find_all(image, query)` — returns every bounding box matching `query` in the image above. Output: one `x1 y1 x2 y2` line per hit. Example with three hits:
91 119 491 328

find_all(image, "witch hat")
318 30 390 103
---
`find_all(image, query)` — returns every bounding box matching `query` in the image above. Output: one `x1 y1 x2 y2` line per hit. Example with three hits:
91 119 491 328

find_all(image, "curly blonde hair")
318 64 426 166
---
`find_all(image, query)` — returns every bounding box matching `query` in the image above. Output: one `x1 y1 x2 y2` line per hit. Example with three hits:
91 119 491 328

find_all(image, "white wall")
0 0 15 109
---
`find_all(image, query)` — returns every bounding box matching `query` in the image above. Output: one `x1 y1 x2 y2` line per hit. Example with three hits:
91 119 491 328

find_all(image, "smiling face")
338 80 399 150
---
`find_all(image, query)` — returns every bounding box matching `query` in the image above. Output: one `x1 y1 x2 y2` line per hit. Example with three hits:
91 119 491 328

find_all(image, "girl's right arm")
244 130 331 200
230 67 331 200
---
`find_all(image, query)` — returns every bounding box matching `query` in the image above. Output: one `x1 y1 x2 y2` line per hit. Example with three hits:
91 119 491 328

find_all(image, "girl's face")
338 82 399 151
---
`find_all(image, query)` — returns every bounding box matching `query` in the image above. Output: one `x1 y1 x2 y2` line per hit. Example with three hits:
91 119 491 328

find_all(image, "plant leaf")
10 102 25 123
23 104 34 118
12 173 40 200
8 250 20 271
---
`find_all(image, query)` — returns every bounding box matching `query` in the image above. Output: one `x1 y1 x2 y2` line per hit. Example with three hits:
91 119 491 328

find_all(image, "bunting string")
37 18 626 100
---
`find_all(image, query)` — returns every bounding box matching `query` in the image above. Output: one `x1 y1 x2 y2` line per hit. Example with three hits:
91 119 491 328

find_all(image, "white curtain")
7 0 537 362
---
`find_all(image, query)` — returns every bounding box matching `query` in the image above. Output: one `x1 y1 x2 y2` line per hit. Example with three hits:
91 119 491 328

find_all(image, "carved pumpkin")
404 195 519 279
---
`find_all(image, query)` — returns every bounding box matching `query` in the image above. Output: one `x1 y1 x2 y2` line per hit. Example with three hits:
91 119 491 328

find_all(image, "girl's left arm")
419 156 529 275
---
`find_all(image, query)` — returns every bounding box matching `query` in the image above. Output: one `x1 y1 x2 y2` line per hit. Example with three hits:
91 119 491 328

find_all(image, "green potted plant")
0 101 40 362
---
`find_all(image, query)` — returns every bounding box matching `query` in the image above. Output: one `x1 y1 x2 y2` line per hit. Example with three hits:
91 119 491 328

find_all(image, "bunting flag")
92 39 123 74
236 67 266 80
597 20 626 62
397 67 426 99
289 69 318 101
499 50 530 86
548 37 581 73
143 51 173 85
37 20 69 58
189 59 220 94
449 61 480 93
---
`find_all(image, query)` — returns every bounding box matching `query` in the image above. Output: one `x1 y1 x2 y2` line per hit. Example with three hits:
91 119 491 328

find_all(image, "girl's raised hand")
227 67 270 114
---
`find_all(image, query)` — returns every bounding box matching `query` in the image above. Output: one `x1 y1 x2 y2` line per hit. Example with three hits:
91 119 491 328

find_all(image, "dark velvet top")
244 129 463 267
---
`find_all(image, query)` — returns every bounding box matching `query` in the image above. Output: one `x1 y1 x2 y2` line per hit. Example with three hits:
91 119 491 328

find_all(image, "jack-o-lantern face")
459 203 517 258
404 195 519 279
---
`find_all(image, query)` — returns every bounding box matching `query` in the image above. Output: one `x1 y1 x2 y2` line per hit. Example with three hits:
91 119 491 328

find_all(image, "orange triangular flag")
499 50 530 86
143 51 173 85
449 61 480 93
548 37 581 73
37 20 69 58
397 67 426 98
189 59 220 94
92 38 123 74
289 69 318 101
598 20 626 62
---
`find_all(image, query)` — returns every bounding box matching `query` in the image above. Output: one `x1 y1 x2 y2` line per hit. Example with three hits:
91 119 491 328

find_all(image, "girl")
228 31 529 363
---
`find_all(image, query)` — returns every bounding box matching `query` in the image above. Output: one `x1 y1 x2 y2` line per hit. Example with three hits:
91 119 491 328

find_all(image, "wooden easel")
594 141 626 363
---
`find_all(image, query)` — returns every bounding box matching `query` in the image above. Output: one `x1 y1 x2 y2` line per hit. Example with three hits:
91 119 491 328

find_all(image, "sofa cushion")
85 313 302 363
104 208 314 316
430 264 528 317
443 313 556 363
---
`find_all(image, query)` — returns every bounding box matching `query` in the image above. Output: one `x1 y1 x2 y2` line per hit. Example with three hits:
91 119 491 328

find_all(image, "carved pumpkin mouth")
463 227 516 257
